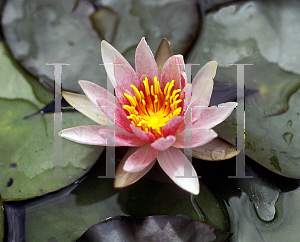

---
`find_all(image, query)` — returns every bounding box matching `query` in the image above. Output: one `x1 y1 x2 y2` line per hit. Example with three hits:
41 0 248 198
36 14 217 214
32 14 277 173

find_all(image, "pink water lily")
59 37 237 195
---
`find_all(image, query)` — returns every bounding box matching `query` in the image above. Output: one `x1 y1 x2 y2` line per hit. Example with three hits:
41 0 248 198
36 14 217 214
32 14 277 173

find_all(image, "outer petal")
78 81 131 133
190 137 239 161
59 125 107 145
173 129 218 148
114 54 139 92
79 80 116 107
101 40 136 87
160 55 184 90
62 91 106 125
151 135 176 151
114 147 156 188
123 144 158 172
192 102 237 130
157 147 199 195
190 61 218 106
135 37 160 81
59 125 143 146
130 124 155 143
162 116 184 137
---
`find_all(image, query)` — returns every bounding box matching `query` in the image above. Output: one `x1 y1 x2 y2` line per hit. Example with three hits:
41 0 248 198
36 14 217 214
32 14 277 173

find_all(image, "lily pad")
187 1 300 178
2 0 200 93
0 41 52 108
0 196 3 242
24 152 229 241
92 0 200 60
0 98 104 201
227 187 300 242
1 0 107 93
77 215 232 242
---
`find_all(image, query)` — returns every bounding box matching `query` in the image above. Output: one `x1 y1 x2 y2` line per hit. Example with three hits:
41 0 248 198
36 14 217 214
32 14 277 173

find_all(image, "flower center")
123 76 182 137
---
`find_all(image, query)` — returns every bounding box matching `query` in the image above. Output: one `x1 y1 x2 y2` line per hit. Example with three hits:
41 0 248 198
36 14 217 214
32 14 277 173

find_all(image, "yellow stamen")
123 76 182 137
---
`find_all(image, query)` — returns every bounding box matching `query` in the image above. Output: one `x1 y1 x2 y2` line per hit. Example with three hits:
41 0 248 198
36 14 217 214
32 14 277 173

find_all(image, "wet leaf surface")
0 41 52 108
227 186 300 242
2 0 105 93
0 98 104 201
22 151 229 241
187 0 300 178
77 215 232 242
2 0 200 93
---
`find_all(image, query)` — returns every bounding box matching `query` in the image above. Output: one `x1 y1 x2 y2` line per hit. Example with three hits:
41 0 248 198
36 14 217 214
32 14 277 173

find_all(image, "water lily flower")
59 37 237 195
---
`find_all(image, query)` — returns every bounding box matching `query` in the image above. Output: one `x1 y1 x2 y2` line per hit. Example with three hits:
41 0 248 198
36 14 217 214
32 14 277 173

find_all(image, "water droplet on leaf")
282 132 293 144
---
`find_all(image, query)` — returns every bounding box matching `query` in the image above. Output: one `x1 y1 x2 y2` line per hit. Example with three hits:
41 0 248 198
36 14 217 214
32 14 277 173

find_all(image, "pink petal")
114 147 156 188
79 80 115 107
98 127 145 146
79 80 132 133
59 125 144 146
130 124 155 143
190 61 218 106
114 54 139 92
59 125 106 145
179 83 192 116
94 98 133 134
114 85 131 107
123 144 158 172
101 40 136 87
192 102 237 130
151 135 176 151
135 37 160 81
180 71 187 90
162 116 184 137
160 55 184 90
183 98 208 128
173 129 217 148
157 147 199 195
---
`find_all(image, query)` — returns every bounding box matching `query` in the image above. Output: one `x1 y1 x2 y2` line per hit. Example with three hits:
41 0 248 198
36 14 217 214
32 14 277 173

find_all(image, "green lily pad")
0 98 104 201
227 187 300 242
1 0 107 93
187 1 300 178
77 215 232 242
0 196 3 242
2 0 200 94
0 41 52 108
94 0 200 59
24 152 229 241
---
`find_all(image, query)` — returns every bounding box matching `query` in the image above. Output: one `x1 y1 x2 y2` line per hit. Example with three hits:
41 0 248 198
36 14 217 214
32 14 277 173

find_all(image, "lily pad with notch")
0 98 104 201
77 215 232 242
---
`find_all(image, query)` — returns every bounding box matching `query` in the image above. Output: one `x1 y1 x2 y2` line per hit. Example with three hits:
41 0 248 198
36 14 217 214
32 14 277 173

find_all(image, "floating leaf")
77 215 232 242
187 1 300 178
23 152 229 241
0 98 104 201
92 0 200 64
227 188 300 242
1 0 106 93
0 41 51 108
